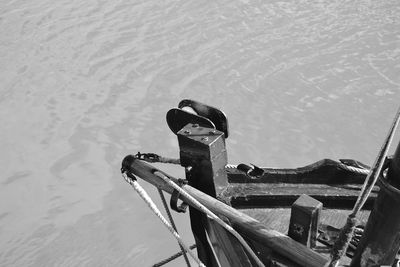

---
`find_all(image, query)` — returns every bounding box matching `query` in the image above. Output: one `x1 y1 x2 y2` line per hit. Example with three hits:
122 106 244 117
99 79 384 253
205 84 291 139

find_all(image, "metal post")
288 194 322 248
350 140 400 267
177 123 229 267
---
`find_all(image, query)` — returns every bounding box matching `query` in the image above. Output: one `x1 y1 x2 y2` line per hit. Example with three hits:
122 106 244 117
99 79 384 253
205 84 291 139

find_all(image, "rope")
153 244 197 267
337 163 369 175
157 189 191 267
153 171 265 267
228 162 370 175
225 164 238 169
121 172 205 267
329 215 357 267
329 106 400 267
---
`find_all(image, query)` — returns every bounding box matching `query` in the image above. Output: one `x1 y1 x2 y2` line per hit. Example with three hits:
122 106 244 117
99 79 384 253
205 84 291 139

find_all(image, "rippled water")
0 0 399 266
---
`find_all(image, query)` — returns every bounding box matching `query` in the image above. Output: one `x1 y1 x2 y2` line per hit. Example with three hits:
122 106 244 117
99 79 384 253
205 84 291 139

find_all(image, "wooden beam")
224 183 378 209
227 159 367 184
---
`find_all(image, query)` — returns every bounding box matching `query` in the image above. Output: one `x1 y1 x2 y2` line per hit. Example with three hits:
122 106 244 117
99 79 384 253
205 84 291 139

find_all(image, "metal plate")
166 108 215 135
178 99 229 138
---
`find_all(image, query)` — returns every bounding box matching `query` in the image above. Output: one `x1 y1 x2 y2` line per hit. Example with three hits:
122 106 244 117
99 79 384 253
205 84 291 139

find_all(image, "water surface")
0 0 399 266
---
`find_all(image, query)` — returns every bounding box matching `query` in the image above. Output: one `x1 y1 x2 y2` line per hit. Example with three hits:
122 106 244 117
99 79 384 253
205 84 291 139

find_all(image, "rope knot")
329 215 358 266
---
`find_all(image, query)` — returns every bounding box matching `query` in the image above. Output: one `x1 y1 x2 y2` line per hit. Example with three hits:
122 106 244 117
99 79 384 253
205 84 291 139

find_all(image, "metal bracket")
170 189 188 213
166 99 229 138
237 163 265 179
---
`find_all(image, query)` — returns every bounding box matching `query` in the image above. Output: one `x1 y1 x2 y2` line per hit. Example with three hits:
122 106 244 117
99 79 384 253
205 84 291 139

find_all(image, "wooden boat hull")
123 101 400 267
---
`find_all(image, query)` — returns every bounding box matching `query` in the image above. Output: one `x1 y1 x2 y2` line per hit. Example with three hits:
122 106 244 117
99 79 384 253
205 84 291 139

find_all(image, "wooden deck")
239 207 370 266
218 160 375 266
240 208 370 234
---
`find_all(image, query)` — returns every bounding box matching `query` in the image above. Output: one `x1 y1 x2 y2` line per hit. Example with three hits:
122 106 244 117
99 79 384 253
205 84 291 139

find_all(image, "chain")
153 244 197 267
157 189 191 267
135 152 180 165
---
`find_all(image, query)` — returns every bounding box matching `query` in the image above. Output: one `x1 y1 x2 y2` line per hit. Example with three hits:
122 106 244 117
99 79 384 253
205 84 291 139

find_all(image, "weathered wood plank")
223 183 378 209
227 183 378 196
240 208 370 234
207 219 253 267
227 159 368 184
241 207 371 265
183 186 329 267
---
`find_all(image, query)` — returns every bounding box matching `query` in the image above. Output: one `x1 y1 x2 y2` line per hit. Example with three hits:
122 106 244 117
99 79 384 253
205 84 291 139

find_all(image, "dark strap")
170 189 188 213
166 108 215 135
237 163 264 179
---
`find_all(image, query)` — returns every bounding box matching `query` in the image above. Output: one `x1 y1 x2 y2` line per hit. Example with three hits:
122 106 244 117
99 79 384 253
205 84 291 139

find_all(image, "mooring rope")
157 189 191 267
153 171 265 267
329 106 400 267
121 172 205 267
337 163 370 175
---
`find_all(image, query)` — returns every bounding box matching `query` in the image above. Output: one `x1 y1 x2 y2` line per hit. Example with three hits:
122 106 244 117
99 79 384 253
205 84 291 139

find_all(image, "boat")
121 99 400 267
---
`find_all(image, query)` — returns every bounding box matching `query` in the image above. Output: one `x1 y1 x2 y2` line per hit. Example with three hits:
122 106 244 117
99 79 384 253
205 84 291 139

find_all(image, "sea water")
0 0 399 266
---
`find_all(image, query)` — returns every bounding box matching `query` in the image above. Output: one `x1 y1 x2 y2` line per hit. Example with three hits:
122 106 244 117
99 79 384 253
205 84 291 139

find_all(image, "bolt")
192 124 199 128
184 130 191 134
201 137 209 141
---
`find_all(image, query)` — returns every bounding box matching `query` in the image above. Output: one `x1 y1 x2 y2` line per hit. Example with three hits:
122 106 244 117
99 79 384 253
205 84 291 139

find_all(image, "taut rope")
153 171 265 267
121 172 205 267
157 189 191 266
329 106 400 267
